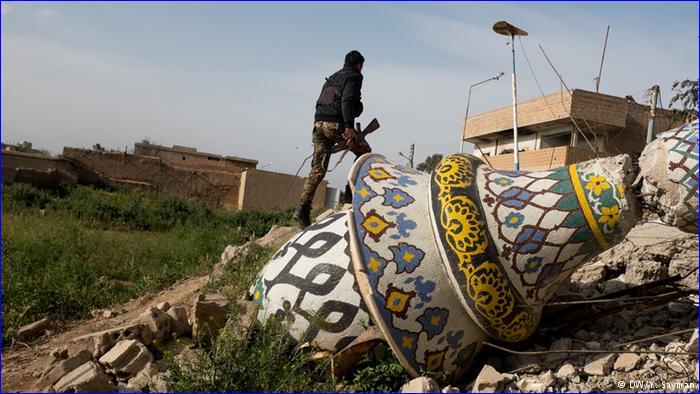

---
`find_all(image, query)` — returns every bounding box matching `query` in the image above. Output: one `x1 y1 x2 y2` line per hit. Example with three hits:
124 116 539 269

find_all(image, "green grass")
2 183 293 342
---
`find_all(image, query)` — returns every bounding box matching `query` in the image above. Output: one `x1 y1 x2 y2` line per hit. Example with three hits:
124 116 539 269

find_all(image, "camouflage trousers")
300 121 372 205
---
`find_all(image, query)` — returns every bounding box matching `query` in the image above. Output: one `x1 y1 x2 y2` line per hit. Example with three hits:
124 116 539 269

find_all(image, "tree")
669 79 698 121
416 154 443 173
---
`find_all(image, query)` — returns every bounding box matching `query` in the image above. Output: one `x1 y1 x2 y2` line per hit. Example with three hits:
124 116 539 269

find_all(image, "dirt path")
1 274 208 392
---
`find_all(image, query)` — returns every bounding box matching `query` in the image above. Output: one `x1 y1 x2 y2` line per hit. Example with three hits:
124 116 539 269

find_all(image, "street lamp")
460 72 505 154
493 20 528 171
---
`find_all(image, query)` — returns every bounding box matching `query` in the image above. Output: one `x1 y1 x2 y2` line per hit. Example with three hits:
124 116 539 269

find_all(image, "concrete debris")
400 376 440 393
125 363 156 392
583 354 616 376
52 346 69 361
34 349 92 391
191 292 230 346
255 225 298 248
167 306 192 337
99 339 153 379
515 376 548 393
133 306 172 342
614 353 641 372
315 209 336 222
155 301 171 312
52 360 116 392
441 385 460 393
472 364 508 392
90 324 153 358
17 317 51 341
555 363 577 380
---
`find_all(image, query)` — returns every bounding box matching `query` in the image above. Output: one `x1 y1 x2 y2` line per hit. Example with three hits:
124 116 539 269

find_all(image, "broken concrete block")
255 225 298 248
515 376 548 393
555 363 577 380
167 306 192 337
315 209 336 223
155 301 171 312
17 317 51 341
133 306 172 342
125 363 155 392
192 293 230 345
53 360 115 392
441 385 460 393
99 339 153 379
400 376 440 393
614 353 641 372
34 349 93 391
149 372 169 392
584 354 616 376
90 324 153 358
472 364 508 392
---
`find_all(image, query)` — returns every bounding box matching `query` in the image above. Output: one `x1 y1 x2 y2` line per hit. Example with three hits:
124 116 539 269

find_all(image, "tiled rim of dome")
346 153 485 379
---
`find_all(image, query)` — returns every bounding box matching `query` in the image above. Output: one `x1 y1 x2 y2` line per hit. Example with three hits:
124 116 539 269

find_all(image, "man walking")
293 50 371 228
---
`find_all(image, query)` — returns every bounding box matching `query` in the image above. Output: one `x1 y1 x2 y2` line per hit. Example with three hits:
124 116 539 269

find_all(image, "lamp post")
460 72 505 154
493 20 528 171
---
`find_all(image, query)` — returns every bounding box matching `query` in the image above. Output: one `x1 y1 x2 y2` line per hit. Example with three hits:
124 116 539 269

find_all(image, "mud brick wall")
238 168 326 212
134 143 256 174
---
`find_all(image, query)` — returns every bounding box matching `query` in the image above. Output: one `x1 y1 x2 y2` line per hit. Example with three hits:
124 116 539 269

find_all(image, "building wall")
478 146 596 171
63 147 241 206
2 151 81 186
238 168 327 212
134 142 257 173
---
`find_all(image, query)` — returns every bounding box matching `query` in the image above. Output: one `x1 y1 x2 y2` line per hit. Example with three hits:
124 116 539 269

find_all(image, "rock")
668 301 695 316
665 341 685 353
625 259 667 285
685 329 698 352
556 363 577 380
34 349 93 391
155 302 171 312
545 337 572 363
614 353 641 372
584 354 616 376
17 317 51 341
602 276 628 294
516 376 548 392
584 341 601 350
539 371 556 388
99 339 153 379
53 361 116 392
400 377 440 393
219 244 250 267
255 225 298 248
149 372 170 392
574 329 591 341
167 306 192 337
472 364 508 392
441 385 460 393
133 307 172 342
102 309 118 319
90 324 153 357
126 363 155 391
634 326 665 339
661 356 687 373
192 293 230 346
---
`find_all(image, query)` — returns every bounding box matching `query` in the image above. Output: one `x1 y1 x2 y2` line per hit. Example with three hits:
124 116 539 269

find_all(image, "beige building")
134 141 258 173
463 89 684 170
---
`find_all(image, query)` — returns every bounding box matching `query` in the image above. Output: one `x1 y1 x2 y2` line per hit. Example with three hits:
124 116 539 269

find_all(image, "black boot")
343 183 353 204
293 202 312 229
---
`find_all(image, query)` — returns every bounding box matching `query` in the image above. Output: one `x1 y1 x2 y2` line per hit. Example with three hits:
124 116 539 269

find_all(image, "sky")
1 1 698 189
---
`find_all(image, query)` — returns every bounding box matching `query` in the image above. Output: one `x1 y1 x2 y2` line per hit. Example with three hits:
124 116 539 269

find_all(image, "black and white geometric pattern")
250 212 371 351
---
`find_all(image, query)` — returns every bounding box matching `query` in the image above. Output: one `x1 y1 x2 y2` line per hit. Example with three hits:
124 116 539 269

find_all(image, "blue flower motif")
382 187 415 209
499 187 532 209
494 177 513 186
417 308 449 340
390 243 425 273
513 225 547 254
524 256 543 273
388 212 417 240
504 212 524 229
404 275 436 308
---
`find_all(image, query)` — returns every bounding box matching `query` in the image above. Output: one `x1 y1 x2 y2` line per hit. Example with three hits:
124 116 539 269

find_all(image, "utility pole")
399 143 415 168
646 85 660 144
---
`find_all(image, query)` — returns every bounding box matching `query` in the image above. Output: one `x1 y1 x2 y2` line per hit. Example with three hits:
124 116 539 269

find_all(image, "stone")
149 372 169 392
661 356 687 373
625 259 667 285
155 301 171 312
584 341 601 350
191 293 231 346
556 363 577 380
516 376 548 393
574 330 591 341
539 371 556 388
99 339 153 379
90 324 153 358
472 364 508 392
668 301 694 316
441 385 460 393
53 361 115 392
614 353 641 372
545 337 572 363
584 354 616 376
34 349 93 391
126 363 155 392
133 306 172 342
167 306 192 337
400 377 440 393
602 276 628 294
17 317 51 341
255 225 298 248
102 309 118 318
685 329 698 352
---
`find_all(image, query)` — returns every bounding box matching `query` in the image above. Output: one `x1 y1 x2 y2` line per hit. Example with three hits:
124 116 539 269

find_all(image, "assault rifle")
329 118 380 154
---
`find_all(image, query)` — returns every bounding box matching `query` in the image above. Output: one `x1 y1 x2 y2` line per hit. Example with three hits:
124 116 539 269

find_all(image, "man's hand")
343 127 359 150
